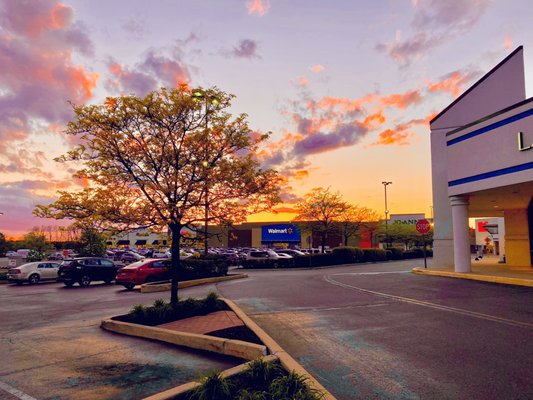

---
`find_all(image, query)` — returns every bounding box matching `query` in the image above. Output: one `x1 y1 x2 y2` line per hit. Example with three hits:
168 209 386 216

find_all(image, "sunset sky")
1 0 533 238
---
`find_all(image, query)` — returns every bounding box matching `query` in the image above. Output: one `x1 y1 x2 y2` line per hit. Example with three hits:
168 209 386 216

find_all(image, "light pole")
192 89 219 255
381 181 392 248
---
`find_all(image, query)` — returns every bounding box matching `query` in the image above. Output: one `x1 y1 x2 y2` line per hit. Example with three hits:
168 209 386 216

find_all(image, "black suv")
57 257 120 287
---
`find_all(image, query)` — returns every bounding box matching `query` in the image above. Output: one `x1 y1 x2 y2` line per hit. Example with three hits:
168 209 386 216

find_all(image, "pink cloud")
377 0 491 68
298 76 309 87
310 65 324 73
426 69 480 97
0 0 97 152
106 50 190 96
246 0 271 16
504 34 513 50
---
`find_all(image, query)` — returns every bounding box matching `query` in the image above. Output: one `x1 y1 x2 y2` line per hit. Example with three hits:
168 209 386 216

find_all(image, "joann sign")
390 214 425 225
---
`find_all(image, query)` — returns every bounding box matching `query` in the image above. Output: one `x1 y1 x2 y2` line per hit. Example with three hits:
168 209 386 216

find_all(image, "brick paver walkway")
157 311 245 335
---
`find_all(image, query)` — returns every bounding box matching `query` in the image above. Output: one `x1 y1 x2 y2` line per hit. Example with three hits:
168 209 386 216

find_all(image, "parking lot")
2 259 533 399
0 279 238 400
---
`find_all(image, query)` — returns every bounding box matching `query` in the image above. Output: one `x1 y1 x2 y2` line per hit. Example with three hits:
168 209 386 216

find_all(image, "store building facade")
431 46 533 271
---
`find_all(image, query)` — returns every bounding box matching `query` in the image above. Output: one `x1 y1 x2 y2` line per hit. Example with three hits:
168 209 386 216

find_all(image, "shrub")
269 371 325 400
361 248 387 262
332 246 363 263
386 248 403 260
244 359 283 392
0 272 6 280
189 372 233 400
181 256 229 279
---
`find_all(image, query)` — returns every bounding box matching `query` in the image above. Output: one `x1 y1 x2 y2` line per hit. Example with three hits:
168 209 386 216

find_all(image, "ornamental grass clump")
125 292 226 325
185 360 324 400
189 372 233 400
269 371 325 400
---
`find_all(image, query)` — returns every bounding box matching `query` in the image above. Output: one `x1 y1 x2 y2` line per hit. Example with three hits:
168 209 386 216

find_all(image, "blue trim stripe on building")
448 162 533 187
447 108 533 146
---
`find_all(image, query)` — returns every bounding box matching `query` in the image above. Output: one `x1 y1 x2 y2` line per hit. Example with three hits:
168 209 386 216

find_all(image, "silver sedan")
7 261 61 285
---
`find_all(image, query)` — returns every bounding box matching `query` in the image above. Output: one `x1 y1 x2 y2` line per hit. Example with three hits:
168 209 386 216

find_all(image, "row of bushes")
242 247 432 269
119 292 226 326
179 255 229 280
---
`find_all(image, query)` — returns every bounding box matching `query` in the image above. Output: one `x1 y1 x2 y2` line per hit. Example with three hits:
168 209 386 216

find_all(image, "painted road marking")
0 381 37 400
324 274 533 330
340 270 411 275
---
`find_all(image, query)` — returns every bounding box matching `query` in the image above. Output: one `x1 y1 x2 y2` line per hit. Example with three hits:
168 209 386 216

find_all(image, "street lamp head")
381 181 392 186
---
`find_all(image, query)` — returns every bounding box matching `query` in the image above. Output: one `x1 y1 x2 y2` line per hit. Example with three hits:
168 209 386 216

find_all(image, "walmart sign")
262 224 301 242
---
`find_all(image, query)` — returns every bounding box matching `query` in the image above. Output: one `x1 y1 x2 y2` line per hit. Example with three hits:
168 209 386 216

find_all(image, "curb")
101 298 336 399
143 354 279 400
412 267 533 287
224 298 336 400
140 274 248 293
100 318 267 360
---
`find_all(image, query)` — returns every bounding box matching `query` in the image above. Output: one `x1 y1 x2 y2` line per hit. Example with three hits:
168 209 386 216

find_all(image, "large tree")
337 205 380 246
293 187 350 253
35 87 281 304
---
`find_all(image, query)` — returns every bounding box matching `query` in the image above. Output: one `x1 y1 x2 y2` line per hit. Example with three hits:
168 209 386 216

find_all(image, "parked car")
57 257 120 287
7 261 61 285
276 249 306 257
48 252 64 260
120 251 145 264
115 259 172 290
245 249 281 260
6 251 17 257
152 250 170 259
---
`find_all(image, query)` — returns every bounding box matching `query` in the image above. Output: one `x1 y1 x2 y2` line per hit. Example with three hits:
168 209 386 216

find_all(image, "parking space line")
0 381 37 400
324 275 533 330
332 270 411 275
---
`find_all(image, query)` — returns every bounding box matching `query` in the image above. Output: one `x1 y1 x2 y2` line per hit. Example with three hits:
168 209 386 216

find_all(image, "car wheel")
63 280 74 287
124 283 135 291
28 274 40 285
79 275 91 287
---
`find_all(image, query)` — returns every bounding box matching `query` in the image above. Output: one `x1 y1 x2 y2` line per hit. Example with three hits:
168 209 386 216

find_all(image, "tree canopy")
35 86 281 303
293 187 350 252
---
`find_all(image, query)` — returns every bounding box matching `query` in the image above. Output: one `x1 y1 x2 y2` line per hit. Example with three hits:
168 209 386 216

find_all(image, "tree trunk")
169 223 181 305
321 232 327 253
344 235 348 246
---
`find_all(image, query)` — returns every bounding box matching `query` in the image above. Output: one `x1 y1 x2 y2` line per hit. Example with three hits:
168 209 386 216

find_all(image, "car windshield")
122 260 149 269
60 260 76 267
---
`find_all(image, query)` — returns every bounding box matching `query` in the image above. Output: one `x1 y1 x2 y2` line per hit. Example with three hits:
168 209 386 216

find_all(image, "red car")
115 259 171 290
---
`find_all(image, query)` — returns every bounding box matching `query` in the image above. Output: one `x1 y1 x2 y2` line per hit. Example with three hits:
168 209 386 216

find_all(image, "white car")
245 249 281 260
7 261 61 285
276 249 305 257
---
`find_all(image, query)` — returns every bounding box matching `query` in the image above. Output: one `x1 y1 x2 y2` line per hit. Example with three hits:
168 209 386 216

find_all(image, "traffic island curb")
140 274 248 293
143 354 279 400
101 298 336 399
100 318 267 360
412 267 533 287
224 298 336 400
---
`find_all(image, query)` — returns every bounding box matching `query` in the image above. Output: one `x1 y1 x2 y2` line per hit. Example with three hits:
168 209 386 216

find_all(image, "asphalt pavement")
1 259 533 399
219 260 533 400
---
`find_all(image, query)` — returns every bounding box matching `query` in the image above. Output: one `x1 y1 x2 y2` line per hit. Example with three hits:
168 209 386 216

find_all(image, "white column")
450 195 471 273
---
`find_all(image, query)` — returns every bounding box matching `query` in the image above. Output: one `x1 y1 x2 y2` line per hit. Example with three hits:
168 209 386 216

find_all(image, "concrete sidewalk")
413 255 533 287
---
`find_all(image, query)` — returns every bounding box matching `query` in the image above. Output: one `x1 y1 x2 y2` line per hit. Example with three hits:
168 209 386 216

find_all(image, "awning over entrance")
135 240 147 245
152 240 159 245
117 240 130 245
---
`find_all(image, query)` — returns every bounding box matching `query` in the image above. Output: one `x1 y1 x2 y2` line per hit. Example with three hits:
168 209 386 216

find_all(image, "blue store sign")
262 224 301 242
